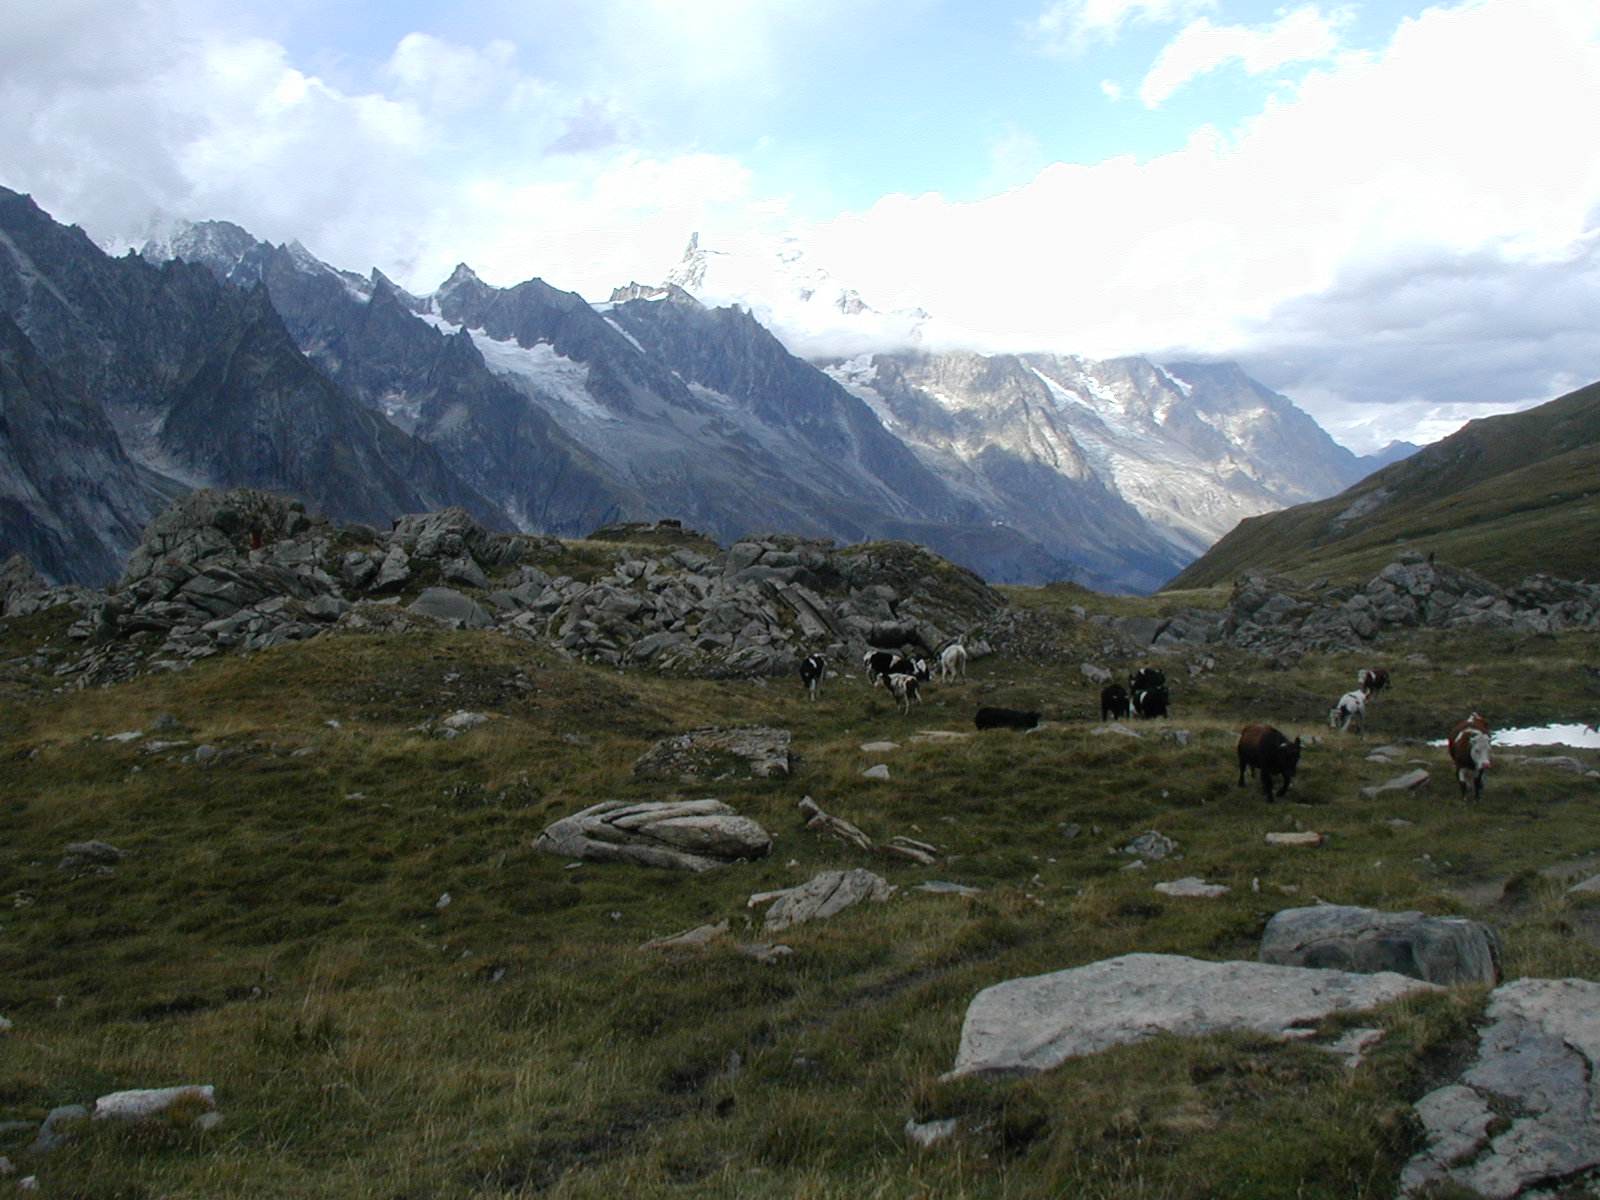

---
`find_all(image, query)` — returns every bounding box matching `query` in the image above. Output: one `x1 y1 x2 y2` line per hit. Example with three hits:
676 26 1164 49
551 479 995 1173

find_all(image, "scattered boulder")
755 869 895 932
93 1085 218 1129
640 920 731 950
533 799 773 872
631 726 792 780
1264 831 1325 847
29 1104 90 1154
1258 904 1502 986
1122 831 1178 861
1360 768 1431 799
946 952 1437 1078
1155 877 1228 898
58 839 126 871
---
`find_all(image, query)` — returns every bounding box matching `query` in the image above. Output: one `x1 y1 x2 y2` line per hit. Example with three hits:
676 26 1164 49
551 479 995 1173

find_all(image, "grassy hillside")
1165 380 1600 590
3 593 1599 1198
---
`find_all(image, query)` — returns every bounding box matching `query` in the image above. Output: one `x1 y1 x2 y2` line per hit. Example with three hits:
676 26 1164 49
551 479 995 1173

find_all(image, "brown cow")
1447 713 1492 799
1237 723 1302 800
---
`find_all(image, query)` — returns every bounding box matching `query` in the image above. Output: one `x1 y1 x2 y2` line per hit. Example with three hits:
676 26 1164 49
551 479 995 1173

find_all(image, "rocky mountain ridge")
133 212 1386 590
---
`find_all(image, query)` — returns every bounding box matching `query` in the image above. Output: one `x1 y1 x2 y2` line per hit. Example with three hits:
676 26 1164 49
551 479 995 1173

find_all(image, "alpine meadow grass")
3 592 1598 1198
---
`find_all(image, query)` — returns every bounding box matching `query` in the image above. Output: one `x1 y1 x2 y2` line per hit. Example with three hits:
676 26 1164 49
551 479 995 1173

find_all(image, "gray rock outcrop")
1401 977 1600 1197
1259 904 1502 986
947 952 1437 1078
19 492 1011 685
1148 552 1600 655
632 726 793 780
533 799 772 872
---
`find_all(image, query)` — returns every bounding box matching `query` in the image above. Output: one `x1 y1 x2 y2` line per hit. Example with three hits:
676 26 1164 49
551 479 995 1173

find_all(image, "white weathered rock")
862 763 891 780
1155 877 1229 898
1122 831 1177 860
860 741 899 753
641 919 730 950
93 1085 216 1123
758 869 895 932
905 1117 960 1147
947 953 1436 1078
1359 768 1430 799
534 799 772 872
1264 831 1324 847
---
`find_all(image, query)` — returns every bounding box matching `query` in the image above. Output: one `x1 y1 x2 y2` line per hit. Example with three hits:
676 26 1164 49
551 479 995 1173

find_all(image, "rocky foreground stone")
946 953 1437 1079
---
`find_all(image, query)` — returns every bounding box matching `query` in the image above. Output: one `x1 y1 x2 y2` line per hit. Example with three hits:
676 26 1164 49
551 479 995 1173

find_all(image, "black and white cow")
800 653 827 701
1359 667 1391 696
865 650 930 688
887 672 922 714
1329 689 1366 733
1130 666 1169 719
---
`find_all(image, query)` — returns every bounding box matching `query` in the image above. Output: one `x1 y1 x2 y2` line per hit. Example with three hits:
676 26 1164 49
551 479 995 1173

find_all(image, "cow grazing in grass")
887 672 922 715
800 653 826 701
1130 666 1169 718
1359 667 1391 696
1329 689 1366 733
864 650 929 688
936 640 968 683
1101 683 1130 721
1237 723 1302 800
975 706 1040 731
1448 713 1493 799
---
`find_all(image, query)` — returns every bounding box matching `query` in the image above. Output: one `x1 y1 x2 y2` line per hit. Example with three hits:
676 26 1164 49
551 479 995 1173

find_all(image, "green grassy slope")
2 598 1599 1199
1165 380 1600 590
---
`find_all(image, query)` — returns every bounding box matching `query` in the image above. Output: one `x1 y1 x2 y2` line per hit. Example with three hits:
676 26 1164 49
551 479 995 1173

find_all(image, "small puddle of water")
1492 723 1600 749
1427 723 1600 749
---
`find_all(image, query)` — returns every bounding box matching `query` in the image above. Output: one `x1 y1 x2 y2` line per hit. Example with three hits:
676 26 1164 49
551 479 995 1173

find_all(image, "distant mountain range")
1165 377 1600 589
2 187 1406 590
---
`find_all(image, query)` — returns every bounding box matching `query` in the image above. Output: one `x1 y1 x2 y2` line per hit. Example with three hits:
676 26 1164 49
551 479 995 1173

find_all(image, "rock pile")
1 492 1008 685
1133 551 1600 655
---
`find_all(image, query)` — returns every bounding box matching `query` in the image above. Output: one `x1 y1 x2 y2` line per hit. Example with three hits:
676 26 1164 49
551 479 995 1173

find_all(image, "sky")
3 0 1598 453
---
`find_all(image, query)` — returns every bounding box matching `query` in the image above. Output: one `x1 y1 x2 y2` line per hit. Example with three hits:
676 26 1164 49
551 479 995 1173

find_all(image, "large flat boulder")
1259 904 1502 986
948 952 1436 1078
533 799 772 872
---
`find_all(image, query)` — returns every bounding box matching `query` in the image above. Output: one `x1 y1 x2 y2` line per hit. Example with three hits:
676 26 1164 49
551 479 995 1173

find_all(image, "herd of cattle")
800 648 1498 803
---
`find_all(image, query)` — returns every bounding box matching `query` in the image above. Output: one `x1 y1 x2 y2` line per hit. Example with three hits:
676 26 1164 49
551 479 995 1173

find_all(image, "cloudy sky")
3 0 1597 452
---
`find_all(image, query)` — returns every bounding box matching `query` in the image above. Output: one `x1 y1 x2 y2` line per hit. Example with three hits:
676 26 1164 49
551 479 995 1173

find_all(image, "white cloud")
1026 0 1214 54
810 0 1600 445
1139 6 1344 107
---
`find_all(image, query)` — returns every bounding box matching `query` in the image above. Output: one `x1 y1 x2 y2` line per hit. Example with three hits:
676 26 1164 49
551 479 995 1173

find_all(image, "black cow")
1100 683 1130 721
1237 723 1302 800
975 706 1041 731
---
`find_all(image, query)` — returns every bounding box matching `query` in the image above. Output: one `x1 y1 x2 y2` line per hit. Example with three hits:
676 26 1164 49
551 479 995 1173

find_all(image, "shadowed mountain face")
0 188 503 583
1164 379 1600 590
0 312 163 585
2 190 1401 590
